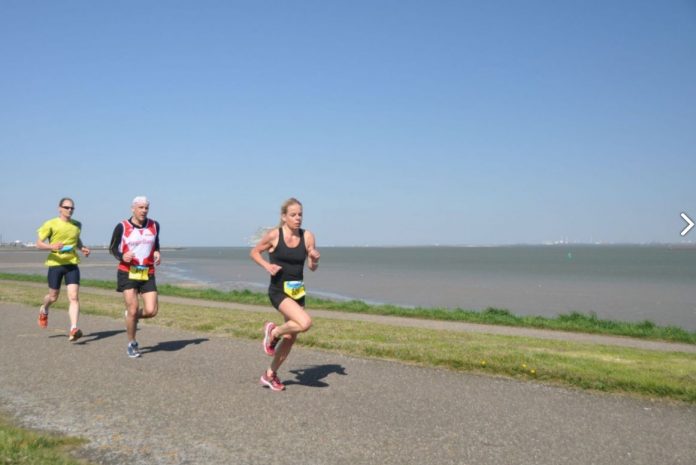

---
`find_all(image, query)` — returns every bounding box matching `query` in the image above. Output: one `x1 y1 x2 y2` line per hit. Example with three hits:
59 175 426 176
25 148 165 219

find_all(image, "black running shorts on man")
116 271 158 293
47 265 80 290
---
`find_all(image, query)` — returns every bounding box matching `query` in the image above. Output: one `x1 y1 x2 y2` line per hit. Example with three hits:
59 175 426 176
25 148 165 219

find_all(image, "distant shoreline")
1 244 695 332
0 246 186 252
1 243 694 250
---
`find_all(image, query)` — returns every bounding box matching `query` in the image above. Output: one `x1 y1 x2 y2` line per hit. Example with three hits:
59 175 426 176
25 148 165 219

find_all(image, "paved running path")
1 302 695 465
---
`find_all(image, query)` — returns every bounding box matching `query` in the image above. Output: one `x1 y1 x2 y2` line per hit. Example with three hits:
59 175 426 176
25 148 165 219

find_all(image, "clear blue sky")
1 0 695 246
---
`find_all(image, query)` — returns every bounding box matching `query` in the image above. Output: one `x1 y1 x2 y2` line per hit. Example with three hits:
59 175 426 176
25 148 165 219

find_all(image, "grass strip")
0 414 90 465
2 272 694 344
1 281 695 403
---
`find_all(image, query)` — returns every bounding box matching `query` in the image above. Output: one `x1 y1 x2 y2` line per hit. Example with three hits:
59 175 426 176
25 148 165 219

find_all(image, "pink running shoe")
260 371 285 391
263 322 279 356
68 328 83 342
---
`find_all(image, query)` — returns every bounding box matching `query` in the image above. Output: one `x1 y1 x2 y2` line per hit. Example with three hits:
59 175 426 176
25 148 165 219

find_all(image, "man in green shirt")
36 197 91 342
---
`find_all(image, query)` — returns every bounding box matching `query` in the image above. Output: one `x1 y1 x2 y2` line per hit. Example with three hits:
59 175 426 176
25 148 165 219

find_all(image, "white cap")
132 196 150 206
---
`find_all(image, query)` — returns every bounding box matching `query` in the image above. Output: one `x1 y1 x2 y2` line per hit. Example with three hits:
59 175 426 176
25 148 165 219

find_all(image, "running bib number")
128 266 149 281
283 280 306 300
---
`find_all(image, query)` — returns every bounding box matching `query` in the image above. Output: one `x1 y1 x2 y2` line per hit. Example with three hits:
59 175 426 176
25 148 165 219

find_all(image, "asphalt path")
1 302 695 465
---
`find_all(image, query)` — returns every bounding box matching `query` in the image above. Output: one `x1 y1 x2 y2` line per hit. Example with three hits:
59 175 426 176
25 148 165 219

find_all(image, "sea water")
2 245 694 330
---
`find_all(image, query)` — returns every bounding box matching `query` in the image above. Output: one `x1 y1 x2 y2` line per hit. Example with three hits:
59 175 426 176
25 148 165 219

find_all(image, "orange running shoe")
38 307 48 328
68 328 83 342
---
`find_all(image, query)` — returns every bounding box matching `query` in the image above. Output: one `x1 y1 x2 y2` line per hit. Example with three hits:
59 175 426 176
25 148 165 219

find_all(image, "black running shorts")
47 265 80 290
268 286 305 310
116 270 158 293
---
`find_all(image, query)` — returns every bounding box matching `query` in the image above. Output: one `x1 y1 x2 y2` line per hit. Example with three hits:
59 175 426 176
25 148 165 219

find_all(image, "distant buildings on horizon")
1 238 694 249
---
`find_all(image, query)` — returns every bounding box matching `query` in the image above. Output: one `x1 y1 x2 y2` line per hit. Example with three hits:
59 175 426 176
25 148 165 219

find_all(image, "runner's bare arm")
250 229 282 276
305 230 320 271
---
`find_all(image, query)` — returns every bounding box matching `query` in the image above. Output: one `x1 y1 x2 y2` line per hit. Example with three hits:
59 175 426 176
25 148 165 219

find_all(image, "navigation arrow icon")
681 213 694 237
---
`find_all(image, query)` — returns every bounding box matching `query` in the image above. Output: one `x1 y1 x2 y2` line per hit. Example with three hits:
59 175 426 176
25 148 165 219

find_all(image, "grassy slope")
0 414 89 465
1 272 694 344
1 280 694 402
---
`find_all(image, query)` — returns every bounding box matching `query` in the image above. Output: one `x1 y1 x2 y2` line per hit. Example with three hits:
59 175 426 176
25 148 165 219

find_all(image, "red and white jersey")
117 219 158 273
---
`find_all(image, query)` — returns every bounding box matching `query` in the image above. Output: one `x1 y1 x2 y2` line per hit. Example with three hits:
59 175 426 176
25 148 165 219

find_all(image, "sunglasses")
60 206 75 211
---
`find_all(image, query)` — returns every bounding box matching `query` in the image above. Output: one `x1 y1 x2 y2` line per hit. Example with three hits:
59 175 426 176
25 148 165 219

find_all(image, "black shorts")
268 286 305 310
47 265 80 290
116 270 158 293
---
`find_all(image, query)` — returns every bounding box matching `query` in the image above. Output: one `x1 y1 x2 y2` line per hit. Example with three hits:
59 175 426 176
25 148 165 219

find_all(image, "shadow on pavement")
140 338 209 354
285 364 347 388
50 329 126 344
78 329 126 344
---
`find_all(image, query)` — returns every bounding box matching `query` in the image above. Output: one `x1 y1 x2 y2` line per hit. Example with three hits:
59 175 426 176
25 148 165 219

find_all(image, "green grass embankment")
0 414 90 465
1 279 695 403
1 272 694 344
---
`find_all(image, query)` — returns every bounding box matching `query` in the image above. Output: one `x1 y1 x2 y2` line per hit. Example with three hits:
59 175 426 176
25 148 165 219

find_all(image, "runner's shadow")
140 338 209 354
78 330 126 344
50 330 125 344
284 364 347 388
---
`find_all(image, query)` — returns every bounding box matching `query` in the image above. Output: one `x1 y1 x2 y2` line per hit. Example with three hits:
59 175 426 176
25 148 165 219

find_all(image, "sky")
1 0 695 247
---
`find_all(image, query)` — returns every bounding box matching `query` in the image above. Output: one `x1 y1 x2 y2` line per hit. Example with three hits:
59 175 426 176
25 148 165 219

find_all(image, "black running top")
269 228 306 287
